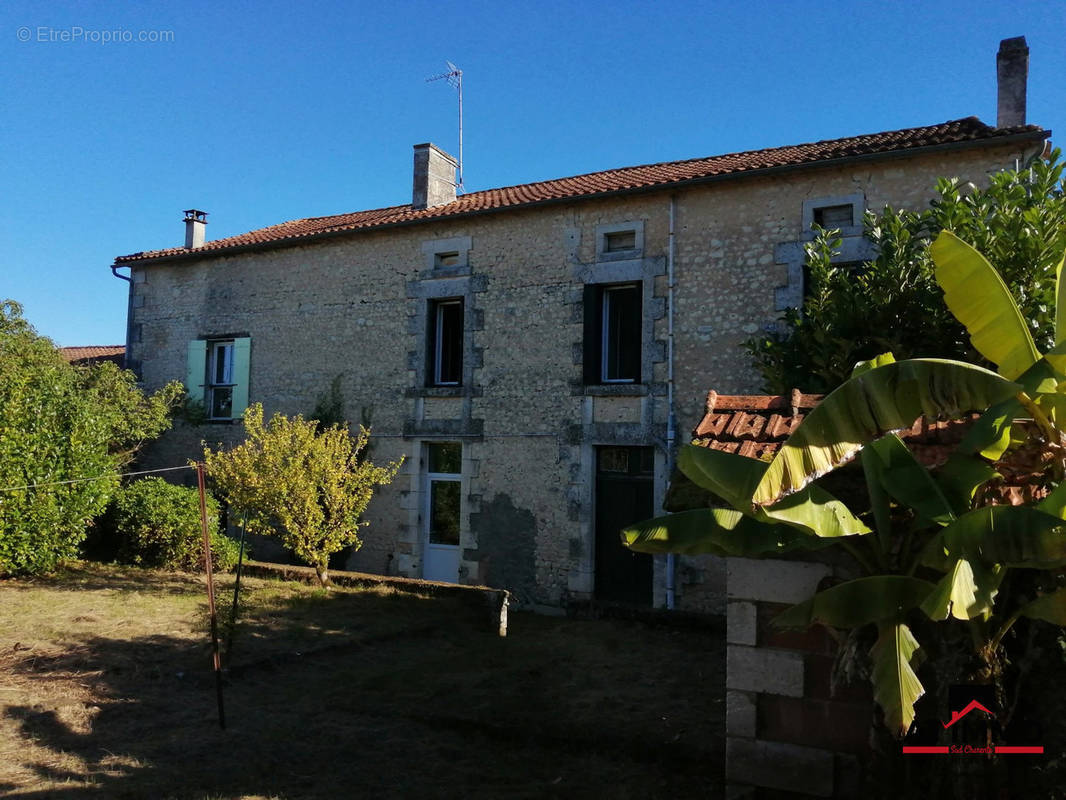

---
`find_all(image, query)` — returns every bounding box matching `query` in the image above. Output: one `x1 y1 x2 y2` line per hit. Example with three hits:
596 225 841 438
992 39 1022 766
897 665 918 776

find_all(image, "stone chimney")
183 209 208 249
412 143 457 210
996 37 1029 128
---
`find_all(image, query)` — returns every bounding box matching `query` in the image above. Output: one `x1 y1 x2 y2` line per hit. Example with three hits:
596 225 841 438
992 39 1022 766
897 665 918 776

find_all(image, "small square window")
813 204 854 229
583 283 642 384
434 251 460 268
427 298 464 386
604 230 636 253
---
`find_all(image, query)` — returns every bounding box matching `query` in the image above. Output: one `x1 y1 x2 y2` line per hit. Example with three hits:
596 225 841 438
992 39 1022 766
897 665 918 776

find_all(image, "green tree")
204 403 402 585
625 231 1066 740
747 151 1066 393
0 300 182 575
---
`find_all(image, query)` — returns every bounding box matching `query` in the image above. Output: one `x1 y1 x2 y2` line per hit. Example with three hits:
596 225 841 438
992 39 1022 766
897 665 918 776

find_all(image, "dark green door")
594 446 654 604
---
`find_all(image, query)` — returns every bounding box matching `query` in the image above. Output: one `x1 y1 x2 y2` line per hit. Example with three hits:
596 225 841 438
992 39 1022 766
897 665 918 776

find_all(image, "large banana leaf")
931 230 1040 380
772 576 936 630
940 506 1066 568
753 360 1019 506
864 434 954 525
1018 587 1066 625
921 558 1003 621
871 621 925 738
934 455 999 517
679 445 869 538
620 507 834 557
1037 480 1066 519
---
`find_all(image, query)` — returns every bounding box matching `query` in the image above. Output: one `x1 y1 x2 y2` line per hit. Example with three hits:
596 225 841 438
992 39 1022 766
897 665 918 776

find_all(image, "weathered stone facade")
124 138 1039 612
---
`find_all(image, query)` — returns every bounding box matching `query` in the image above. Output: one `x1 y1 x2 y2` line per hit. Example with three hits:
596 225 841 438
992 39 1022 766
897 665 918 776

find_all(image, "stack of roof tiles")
60 346 125 368
680 389 1049 509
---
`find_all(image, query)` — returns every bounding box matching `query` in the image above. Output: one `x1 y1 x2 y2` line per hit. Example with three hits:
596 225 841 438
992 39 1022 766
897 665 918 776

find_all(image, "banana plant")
624 230 1066 738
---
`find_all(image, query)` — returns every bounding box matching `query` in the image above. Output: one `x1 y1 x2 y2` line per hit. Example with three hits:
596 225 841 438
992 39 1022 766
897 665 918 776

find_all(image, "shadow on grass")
5 578 724 799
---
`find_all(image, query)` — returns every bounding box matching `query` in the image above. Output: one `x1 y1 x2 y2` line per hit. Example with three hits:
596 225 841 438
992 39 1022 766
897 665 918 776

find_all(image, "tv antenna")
426 61 464 192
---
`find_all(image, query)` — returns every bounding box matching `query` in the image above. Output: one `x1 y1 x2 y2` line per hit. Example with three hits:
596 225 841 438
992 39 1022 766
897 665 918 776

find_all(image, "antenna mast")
426 61 464 192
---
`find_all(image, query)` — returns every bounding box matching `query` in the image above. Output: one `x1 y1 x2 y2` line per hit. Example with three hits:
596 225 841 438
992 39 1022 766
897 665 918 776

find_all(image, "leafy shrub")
111 477 241 572
0 300 182 576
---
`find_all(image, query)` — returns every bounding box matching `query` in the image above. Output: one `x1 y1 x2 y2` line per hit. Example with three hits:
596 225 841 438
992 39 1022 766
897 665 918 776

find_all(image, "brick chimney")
996 37 1028 128
183 209 208 249
412 143 457 210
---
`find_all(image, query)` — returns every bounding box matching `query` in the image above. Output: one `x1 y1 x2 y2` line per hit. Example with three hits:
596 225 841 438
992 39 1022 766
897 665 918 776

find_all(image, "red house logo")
902 697 1043 755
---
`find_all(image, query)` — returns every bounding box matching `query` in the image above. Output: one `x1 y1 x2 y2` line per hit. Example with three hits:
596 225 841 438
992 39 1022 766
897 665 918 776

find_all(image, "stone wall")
128 141 1033 611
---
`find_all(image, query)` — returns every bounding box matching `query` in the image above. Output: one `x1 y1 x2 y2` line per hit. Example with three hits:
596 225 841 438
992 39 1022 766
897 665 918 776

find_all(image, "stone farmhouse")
113 39 1048 613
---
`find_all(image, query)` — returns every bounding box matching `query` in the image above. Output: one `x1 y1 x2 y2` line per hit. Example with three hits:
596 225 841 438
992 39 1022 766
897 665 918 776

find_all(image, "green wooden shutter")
231 337 251 418
186 340 207 403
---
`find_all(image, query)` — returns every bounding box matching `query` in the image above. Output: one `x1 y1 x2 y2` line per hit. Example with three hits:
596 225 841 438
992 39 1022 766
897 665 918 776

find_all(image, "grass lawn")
0 563 724 799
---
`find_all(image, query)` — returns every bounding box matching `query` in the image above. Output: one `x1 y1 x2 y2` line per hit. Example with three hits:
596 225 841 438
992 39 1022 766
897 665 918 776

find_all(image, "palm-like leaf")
679 445 869 537
871 621 924 738
931 230 1040 380
921 559 1002 621
621 508 833 557
1019 587 1066 625
753 360 1018 506
773 576 936 630
940 506 1066 568
864 433 954 525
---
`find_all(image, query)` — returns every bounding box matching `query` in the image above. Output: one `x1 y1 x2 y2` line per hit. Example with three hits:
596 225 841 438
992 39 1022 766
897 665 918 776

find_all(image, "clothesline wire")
0 464 196 493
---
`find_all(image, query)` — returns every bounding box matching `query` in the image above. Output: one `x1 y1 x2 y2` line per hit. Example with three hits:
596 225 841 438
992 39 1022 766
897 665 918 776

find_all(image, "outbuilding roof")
114 117 1048 265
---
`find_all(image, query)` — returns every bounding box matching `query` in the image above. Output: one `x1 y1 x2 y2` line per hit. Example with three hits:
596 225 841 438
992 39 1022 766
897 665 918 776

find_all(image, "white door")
422 443 461 583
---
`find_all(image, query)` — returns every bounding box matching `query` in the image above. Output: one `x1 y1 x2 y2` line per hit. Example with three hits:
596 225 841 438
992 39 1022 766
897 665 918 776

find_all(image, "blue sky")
3 0 1063 346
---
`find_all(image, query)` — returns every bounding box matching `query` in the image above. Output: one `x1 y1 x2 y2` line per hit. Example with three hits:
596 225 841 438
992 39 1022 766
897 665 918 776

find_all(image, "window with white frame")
427 298 464 386
186 337 251 421
426 442 461 547
207 340 235 419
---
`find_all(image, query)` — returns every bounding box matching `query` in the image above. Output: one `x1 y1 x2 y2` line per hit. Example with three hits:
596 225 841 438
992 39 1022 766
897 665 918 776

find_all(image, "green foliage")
110 477 240 572
0 300 182 576
204 403 402 584
747 152 1066 392
310 374 346 431
627 227 1066 737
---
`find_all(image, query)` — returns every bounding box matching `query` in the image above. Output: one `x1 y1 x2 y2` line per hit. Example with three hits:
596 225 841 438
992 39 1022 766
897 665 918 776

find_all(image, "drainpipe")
111 264 132 370
665 196 678 610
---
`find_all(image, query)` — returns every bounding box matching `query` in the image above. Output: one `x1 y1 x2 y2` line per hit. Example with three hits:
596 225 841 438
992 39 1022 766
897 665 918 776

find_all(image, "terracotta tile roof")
667 389 1048 511
114 117 1048 265
60 345 125 367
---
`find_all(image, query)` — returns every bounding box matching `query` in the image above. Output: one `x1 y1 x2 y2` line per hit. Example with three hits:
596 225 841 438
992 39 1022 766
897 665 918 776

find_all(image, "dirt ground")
0 563 725 799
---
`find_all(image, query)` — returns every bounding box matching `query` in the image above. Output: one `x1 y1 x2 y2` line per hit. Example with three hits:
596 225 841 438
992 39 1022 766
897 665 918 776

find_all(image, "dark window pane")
435 251 460 268
429 299 463 385
428 442 461 474
211 386 233 418
429 480 461 545
813 204 853 229
605 230 636 252
602 284 641 382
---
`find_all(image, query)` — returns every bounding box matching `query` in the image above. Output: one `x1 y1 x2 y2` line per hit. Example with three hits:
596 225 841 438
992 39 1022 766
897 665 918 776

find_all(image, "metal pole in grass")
224 514 248 667
197 462 226 730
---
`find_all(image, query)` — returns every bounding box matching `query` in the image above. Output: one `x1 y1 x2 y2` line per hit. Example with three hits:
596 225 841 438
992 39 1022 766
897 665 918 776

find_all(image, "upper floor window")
802 194 865 239
185 336 251 421
584 283 642 384
812 204 854 229
596 221 645 262
428 298 463 386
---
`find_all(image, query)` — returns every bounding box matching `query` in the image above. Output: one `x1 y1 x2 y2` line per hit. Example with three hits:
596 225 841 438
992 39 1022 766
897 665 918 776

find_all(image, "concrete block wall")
725 557 873 798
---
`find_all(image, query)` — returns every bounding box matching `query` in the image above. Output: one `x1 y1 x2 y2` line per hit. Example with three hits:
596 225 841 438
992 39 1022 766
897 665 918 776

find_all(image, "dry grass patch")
1 562 724 798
